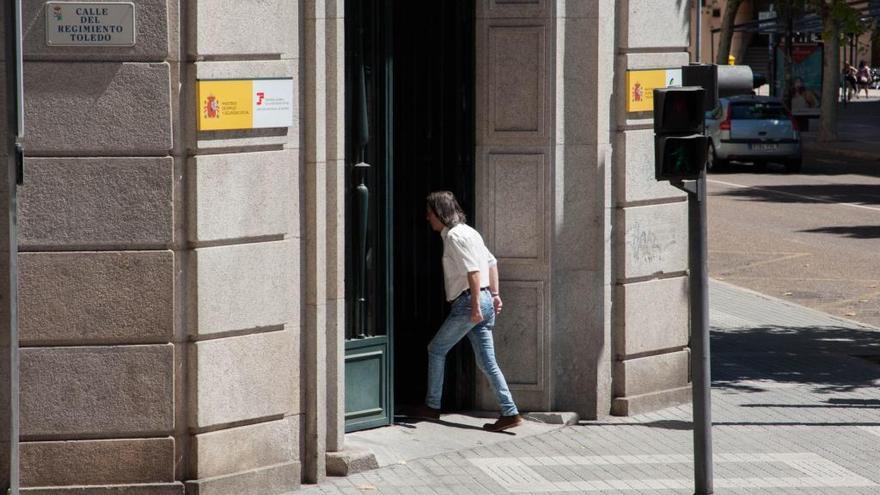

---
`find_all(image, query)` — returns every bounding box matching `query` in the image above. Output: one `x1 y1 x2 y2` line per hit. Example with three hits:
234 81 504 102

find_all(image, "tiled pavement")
296 280 880 494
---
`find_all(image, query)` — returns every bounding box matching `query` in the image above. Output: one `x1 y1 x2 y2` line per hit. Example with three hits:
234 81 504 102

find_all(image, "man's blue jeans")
426 289 519 417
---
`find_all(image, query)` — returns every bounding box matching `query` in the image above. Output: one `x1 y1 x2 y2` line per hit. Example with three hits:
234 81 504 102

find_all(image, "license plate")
750 143 778 152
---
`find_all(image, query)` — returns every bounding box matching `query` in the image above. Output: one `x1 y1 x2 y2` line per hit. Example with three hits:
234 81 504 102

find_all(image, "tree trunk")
716 0 745 65
818 11 839 142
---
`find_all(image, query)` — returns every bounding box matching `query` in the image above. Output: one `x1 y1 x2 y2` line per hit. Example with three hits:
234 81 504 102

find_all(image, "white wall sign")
252 79 295 129
46 2 136 47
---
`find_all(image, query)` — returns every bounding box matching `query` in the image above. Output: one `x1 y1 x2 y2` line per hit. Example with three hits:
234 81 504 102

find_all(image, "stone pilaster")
17 1 182 493
184 1 301 494
302 0 328 484
611 0 693 416
548 0 616 419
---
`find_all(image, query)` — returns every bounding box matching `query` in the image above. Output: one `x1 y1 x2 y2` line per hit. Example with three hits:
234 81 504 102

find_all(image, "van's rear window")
730 103 788 120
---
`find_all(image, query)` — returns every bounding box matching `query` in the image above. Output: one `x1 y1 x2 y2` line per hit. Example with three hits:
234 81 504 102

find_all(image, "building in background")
692 0 877 83
0 1 699 493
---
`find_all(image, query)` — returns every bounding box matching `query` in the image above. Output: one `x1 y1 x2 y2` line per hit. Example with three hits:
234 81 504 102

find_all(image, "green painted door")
344 0 475 433
344 0 394 432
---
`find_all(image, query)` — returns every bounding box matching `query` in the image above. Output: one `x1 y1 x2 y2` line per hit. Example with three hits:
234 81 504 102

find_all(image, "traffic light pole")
675 175 713 495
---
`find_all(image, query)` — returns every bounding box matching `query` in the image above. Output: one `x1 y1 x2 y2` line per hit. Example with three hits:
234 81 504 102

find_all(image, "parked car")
705 95 802 173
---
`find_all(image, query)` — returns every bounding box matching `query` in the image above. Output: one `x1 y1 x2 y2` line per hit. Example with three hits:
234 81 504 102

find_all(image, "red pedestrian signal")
654 87 708 181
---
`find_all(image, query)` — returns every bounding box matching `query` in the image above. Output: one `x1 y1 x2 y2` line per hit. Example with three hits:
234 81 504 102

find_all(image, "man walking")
410 191 522 432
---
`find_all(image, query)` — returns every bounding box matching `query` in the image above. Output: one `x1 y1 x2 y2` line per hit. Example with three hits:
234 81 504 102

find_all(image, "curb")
524 411 580 426
710 278 880 331
326 447 380 477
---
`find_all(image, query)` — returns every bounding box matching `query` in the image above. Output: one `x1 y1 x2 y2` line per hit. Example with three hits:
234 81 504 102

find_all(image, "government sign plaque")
197 79 295 131
46 2 136 46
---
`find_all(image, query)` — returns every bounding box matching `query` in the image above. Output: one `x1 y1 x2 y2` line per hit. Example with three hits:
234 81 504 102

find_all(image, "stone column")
550 0 616 419
302 0 327 483
323 0 346 456
16 1 180 492
611 0 693 416
184 1 301 493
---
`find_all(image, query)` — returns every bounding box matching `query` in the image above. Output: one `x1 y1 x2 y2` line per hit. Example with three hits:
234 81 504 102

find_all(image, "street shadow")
393 415 516 435
708 159 880 178
711 325 880 395
739 398 880 408
717 183 880 206
800 225 880 239
582 419 880 430
801 152 880 177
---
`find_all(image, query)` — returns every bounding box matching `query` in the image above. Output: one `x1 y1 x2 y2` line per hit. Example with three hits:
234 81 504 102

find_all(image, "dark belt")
458 287 490 299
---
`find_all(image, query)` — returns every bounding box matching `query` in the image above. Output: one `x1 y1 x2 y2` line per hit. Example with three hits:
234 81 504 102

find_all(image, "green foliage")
804 0 869 43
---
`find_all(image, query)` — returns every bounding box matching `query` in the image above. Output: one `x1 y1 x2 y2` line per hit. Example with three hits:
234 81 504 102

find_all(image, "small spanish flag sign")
625 69 682 113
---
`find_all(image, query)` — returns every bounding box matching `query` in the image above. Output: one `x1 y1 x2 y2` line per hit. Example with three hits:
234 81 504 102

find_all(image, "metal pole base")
673 176 714 495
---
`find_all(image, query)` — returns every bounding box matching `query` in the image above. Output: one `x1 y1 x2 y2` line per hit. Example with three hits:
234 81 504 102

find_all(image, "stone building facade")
0 0 695 493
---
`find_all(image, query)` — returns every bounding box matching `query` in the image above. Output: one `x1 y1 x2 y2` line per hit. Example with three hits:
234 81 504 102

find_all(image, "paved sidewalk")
296 280 880 494
801 93 880 161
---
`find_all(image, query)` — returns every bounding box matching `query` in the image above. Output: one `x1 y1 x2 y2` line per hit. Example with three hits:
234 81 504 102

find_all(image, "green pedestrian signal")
661 135 707 178
654 87 707 181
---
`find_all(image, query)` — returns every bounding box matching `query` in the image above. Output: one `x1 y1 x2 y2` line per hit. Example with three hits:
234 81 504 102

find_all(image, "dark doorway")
343 0 475 432
391 0 476 410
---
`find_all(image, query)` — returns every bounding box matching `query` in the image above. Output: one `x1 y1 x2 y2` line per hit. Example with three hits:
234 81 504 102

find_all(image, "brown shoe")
400 404 441 420
482 414 523 432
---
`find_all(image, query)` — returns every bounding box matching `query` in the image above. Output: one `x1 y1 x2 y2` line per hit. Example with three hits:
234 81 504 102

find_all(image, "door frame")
343 0 395 433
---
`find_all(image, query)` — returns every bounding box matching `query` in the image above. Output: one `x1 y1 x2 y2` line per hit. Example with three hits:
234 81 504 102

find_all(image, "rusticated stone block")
188 240 295 336
185 462 299 495
189 331 295 428
615 130 686 203
612 385 692 416
625 0 689 49
21 0 170 61
615 276 689 357
24 62 172 155
19 251 174 345
21 437 175 486
189 150 296 243
619 202 688 279
20 345 174 437
191 417 297 479
20 157 173 248
615 349 690 397
21 485 183 495
623 52 691 72
190 0 297 59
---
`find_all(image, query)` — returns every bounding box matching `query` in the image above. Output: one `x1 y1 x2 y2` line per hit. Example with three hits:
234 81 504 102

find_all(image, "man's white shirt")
440 223 497 302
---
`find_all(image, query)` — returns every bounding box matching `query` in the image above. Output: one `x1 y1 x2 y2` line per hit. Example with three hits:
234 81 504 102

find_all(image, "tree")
716 0 747 65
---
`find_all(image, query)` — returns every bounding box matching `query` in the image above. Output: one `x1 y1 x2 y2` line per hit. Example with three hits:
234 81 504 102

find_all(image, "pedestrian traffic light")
682 63 754 115
654 86 708 181
683 64 718 112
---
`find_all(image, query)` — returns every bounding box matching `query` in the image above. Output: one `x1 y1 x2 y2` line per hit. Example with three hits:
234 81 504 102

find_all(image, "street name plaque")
46 2 136 46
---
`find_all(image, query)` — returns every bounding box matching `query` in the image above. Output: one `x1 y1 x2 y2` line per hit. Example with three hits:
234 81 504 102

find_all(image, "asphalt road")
707 151 880 329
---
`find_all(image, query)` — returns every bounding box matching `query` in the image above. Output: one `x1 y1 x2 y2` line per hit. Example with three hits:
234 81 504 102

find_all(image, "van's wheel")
785 158 802 174
707 143 727 172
